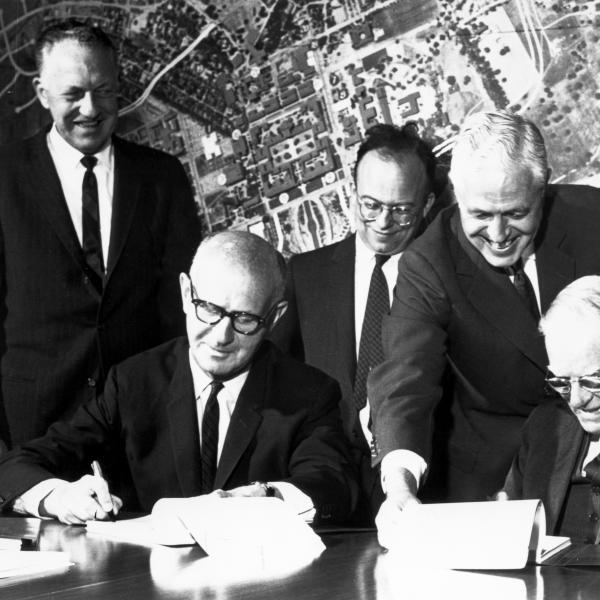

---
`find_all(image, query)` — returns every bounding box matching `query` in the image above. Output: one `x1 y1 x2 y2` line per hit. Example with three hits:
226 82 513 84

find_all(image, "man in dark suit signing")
272 124 436 523
503 275 600 541
369 110 600 546
0 232 358 525
0 20 200 449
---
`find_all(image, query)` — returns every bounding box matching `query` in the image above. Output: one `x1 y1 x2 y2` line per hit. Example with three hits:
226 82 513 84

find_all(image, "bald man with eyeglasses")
0 232 359 525
271 123 438 524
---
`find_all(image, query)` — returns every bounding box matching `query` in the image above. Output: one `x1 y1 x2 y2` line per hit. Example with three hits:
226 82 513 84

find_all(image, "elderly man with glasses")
0 232 359 525
503 276 600 542
272 123 438 524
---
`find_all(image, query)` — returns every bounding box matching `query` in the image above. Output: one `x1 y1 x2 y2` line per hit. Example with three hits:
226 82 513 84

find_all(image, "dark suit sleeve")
269 256 305 360
156 156 201 340
368 249 451 465
0 369 121 511
281 376 359 524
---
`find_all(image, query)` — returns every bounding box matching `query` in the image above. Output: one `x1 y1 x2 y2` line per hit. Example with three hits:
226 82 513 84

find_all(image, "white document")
86 513 194 547
173 496 325 564
0 538 22 550
382 499 570 570
0 550 72 579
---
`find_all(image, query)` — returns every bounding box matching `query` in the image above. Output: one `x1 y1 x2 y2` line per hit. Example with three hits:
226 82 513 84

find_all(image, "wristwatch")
252 481 276 497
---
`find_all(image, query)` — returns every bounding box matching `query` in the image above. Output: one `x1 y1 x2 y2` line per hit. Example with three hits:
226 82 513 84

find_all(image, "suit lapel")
166 343 203 496
546 411 584 532
26 131 97 283
453 213 546 371
106 137 141 280
535 212 574 313
214 349 267 489
330 236 357 387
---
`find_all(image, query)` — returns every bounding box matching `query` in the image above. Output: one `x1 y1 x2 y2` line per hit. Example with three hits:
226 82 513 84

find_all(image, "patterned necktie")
354 254 391 411
506 259 540 320
81 155 104 287
201 380 223 493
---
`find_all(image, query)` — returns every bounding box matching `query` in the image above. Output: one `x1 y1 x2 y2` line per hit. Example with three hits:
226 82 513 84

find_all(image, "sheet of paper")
172 496 325 565
86 514 194 547
383 499 545 570
0 550 72 579
0 538 22 550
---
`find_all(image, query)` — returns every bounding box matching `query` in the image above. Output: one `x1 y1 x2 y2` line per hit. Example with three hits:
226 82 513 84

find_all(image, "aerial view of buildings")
1 0 599 254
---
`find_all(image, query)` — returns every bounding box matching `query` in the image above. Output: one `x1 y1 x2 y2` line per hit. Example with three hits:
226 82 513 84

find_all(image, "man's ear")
268 300 288 331
179 273 191 315
423 192 435 217
32 77 49 109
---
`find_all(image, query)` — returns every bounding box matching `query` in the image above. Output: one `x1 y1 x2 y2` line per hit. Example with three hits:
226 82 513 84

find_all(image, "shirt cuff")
12 479 68 518
380 450 427 494
269 481 315 523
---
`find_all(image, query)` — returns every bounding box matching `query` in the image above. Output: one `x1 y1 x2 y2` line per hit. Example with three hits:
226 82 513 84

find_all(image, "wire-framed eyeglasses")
545 370 600 396
185 274 280 336
356 196 415 226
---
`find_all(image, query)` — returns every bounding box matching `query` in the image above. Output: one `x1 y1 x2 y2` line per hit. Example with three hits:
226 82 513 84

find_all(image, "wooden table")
2 518 600 599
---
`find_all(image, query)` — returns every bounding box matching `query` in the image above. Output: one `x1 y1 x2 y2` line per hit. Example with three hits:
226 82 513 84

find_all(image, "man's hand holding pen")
39 464 123 525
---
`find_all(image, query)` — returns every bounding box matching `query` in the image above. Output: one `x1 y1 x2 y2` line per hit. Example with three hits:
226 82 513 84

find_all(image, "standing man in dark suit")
503 275 600 541
0 20 200 449
272 124 436 523
0 232 358 526
369 110 600 545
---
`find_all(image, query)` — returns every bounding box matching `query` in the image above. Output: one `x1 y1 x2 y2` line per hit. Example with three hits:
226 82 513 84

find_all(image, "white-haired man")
504 276 600 542
369 110 600 542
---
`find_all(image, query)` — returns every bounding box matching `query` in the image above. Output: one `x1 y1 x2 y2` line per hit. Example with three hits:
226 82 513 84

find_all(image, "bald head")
190 231 286 305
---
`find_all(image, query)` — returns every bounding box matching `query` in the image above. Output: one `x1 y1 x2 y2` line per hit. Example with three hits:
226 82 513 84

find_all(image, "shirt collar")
188 349 250 402
47 123 113 170
354 232 402 267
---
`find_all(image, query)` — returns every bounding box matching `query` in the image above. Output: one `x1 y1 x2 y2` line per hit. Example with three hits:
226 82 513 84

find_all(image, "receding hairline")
35 20 118 73
189 232 287 302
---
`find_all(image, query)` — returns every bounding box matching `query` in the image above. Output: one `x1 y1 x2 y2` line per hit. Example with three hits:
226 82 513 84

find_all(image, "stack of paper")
0 551 71 578
380 499 570 570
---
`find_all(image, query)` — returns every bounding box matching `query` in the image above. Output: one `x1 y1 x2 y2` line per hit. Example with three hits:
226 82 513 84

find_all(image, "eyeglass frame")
355 194 418 227
545 369 600 396
184 273 282 336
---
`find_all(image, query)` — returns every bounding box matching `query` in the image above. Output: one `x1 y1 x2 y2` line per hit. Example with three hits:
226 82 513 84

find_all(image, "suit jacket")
369 184 600 501
0 130 200 448
503 401 584 535
0 338 359 524
272 234 383 523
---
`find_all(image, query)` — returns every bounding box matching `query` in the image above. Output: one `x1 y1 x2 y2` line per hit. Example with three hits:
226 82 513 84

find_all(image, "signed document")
86 495 325 565
380 499 570 570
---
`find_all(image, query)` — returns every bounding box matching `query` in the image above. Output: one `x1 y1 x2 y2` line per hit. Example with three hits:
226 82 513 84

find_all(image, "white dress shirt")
353 235 401 447
47 125 114 268
381 252 541 493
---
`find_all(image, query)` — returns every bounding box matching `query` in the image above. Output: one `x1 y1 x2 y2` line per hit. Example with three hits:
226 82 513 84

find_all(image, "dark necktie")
354 254 391 411
201 380 223 493
81 155 104 287
506 259 540 320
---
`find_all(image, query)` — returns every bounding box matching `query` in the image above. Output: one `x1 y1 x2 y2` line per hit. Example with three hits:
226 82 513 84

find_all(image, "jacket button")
87 377 96 388
83 276 90 285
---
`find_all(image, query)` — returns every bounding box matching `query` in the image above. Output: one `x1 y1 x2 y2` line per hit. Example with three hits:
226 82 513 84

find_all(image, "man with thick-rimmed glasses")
272 123 439 524
503 276 600 541
0 232 359 525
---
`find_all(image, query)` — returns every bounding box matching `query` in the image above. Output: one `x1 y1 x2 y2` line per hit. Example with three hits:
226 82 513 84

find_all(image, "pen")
91 460 116 521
